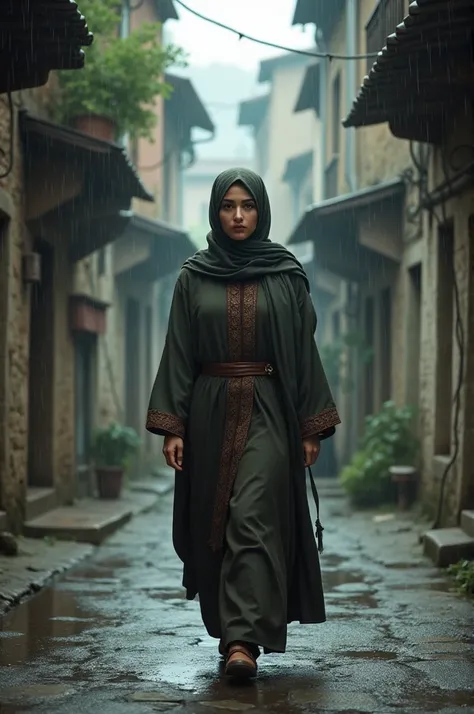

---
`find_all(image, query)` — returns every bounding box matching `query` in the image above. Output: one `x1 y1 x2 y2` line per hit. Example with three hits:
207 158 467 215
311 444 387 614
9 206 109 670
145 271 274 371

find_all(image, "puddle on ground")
337 649 398 661
0 587 111 666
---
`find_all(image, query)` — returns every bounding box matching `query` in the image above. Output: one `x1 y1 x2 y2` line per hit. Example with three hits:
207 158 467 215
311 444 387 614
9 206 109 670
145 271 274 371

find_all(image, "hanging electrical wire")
173 0 379 61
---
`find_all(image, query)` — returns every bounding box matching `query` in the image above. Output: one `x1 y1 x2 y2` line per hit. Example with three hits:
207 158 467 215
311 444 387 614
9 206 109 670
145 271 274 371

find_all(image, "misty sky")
166 0 314 70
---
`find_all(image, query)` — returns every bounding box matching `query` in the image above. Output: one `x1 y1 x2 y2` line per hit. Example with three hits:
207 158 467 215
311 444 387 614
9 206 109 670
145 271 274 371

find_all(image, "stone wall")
0 94 32 531
416 111 474 522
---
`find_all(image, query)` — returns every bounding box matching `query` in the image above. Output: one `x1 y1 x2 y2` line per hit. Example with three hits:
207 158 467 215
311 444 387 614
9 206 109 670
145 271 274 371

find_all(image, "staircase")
423 510 474 567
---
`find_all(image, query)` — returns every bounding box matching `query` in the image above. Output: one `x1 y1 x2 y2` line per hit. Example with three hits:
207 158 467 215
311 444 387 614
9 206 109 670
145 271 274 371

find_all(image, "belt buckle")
264 363 274 375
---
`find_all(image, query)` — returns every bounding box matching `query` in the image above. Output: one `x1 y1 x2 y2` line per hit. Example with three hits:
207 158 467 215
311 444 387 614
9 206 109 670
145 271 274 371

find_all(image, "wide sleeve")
293 277 341 441
146 272 197 438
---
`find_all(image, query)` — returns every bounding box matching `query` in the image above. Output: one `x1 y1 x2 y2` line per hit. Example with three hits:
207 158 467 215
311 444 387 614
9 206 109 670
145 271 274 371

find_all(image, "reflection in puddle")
0 587 110 666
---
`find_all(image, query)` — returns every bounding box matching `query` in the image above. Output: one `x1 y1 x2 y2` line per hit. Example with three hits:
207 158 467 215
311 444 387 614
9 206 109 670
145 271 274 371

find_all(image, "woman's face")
219 183 258 241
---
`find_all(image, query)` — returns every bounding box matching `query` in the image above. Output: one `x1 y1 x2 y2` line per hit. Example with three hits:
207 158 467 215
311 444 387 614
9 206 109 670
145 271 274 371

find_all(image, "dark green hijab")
183 167 309 289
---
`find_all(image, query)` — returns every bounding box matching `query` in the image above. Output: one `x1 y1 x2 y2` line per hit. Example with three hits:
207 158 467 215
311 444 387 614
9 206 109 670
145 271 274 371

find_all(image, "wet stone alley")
0 489 473 714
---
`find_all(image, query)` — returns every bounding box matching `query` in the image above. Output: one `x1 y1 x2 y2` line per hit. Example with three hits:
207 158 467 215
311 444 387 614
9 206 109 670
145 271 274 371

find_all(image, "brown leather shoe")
225 643 257 679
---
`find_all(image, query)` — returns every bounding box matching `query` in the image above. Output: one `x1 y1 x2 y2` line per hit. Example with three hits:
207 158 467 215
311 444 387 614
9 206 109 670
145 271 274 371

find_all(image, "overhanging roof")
282 151 313 183
258 51 312 83
292 0 345 38
288 179 405 282
0 0 93 94
114 212 196 282
294 63 321 114
238 95 269 129
165 74 215 134
154 0 179 21
343 0 474 143
20 112 153 203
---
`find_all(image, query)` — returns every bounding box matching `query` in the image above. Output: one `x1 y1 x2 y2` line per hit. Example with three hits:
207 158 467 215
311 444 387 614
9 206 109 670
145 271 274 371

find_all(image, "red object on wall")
69 294 109 335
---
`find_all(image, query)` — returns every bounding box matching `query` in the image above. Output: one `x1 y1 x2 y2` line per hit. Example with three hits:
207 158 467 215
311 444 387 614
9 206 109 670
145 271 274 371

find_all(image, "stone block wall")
0 94 32 532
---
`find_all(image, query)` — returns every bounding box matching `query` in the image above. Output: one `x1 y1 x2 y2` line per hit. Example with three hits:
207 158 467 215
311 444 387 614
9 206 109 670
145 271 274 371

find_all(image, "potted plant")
341 402 419 508
91 422 141 499
52 0 185 141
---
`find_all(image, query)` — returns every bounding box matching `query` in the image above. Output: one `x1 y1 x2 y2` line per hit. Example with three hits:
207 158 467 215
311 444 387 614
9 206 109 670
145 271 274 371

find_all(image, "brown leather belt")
201 361 275 377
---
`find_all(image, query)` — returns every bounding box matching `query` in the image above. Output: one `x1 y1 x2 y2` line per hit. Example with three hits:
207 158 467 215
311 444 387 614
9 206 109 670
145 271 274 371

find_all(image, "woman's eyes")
221 203 256 211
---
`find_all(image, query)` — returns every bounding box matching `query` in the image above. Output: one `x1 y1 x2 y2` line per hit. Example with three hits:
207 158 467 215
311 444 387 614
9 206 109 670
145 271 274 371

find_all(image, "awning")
294 63 321 115
238 95 269 129
292 0 345 38
288 179 405 282
165 74 215 134
114 212 196 282
343 0 474 143
282 151 313 184
21 112 154 261
21 112 153 205
0 0 93 94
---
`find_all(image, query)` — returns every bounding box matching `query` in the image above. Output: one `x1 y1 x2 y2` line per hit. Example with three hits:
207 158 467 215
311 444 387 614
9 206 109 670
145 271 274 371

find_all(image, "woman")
146 168 340 679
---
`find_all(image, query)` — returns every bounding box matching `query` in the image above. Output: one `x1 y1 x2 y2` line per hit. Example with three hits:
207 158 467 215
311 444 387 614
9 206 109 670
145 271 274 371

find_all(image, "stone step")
23 499 134 546
460 510 474 538
423 527 474 568
26 487 57 521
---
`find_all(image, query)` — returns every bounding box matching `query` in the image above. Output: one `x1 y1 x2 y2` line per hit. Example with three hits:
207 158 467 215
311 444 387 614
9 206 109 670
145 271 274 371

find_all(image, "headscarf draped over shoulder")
183 167 309 289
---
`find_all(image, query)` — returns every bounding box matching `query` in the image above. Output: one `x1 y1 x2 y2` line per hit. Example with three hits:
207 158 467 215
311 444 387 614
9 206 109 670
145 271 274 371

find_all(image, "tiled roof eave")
343 0 474 128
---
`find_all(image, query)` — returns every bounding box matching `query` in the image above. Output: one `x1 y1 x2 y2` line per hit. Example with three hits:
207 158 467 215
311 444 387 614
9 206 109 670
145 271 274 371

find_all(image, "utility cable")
173 0 379 61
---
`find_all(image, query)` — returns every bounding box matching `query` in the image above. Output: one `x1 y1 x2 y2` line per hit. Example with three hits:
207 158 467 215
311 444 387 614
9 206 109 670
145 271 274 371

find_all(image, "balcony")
366 0 406 74
324 157 339 200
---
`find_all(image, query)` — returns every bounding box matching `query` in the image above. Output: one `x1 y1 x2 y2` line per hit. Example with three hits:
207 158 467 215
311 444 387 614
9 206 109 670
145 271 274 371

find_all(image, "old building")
288 1 421 466
343 0 474 558
0 1 100 531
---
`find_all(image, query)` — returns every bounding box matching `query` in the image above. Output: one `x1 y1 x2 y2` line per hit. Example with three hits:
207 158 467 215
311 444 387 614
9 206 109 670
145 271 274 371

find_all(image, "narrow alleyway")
0 490 473 714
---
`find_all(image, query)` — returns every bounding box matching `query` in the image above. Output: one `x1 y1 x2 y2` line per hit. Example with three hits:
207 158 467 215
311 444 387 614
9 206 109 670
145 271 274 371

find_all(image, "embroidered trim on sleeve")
300 407 341 439
146 409 185 438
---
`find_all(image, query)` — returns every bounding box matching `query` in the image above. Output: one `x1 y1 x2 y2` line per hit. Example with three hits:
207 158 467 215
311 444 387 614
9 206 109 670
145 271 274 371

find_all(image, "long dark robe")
146 267 340 653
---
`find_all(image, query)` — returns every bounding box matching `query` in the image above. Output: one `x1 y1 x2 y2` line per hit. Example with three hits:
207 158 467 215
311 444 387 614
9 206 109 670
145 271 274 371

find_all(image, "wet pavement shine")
0 491 473 714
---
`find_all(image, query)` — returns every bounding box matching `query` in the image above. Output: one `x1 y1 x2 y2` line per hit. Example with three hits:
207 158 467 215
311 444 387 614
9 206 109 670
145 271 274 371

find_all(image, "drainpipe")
345 0 360 457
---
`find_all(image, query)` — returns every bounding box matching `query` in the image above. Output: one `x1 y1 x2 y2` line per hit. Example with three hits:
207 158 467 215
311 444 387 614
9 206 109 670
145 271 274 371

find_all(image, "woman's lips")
232 226 246 232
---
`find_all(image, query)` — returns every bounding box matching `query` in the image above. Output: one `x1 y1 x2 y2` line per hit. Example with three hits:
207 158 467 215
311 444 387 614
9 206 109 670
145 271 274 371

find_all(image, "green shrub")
91 422 141 469
341 401 419 507
447 560 474 597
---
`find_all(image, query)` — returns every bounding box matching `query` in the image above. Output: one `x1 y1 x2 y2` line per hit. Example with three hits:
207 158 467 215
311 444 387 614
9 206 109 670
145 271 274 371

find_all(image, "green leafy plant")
53 0 186 140
447 560 474 597
91 422 141 469
341 401 419 506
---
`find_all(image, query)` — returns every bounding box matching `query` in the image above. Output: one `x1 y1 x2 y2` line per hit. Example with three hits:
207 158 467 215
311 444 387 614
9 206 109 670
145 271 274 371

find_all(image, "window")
97 247 106 276
364 296 375 416
379 287 392 403
331 73 341 156
434 222 454 455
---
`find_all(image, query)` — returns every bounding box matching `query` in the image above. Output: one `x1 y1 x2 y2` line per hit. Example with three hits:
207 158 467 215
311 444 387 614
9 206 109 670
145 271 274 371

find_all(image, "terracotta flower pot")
96 467 124 499
73 114 117 142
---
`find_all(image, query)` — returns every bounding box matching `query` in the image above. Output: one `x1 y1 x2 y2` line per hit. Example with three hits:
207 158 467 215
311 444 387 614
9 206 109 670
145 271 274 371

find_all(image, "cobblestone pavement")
0 489 473 714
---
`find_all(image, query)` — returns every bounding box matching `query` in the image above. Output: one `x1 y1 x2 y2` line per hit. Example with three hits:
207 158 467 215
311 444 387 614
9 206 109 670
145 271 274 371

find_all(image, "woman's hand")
163 435 184 471
302 435 321 467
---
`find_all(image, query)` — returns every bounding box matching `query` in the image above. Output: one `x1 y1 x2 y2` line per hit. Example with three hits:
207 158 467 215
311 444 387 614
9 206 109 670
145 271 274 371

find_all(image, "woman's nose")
235 206 243 220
